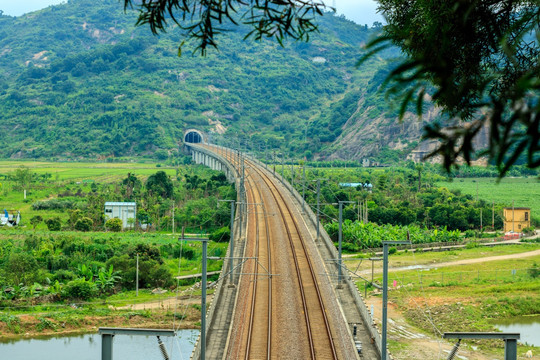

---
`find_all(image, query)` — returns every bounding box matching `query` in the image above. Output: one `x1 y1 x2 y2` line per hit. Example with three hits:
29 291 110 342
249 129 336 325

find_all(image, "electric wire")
284 166 446 357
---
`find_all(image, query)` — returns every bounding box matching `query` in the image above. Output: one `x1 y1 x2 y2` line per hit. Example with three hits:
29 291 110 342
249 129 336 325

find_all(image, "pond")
493 315 540 347
0 329 199 360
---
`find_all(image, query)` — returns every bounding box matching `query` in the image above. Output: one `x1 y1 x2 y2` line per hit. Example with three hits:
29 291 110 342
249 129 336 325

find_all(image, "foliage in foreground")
365 1 539 175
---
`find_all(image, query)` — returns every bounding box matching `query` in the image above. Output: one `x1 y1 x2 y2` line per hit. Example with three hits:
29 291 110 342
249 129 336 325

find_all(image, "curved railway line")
242 156 273 359
210 145 343 359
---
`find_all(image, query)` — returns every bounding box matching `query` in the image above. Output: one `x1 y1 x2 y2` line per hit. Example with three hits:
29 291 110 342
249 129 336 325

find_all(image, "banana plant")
95 265 120 295
77 264 94 281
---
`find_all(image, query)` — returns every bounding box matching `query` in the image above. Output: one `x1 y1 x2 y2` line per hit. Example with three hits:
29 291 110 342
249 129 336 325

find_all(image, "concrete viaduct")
183 129 386 360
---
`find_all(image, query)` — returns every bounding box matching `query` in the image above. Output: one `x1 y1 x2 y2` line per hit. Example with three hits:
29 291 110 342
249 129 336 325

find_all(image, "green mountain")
0 0 436 162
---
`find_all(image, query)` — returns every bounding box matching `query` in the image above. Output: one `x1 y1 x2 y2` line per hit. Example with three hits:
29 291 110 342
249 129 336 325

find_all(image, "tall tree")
146 171 174 198
361 0 539 175
12 165 33 189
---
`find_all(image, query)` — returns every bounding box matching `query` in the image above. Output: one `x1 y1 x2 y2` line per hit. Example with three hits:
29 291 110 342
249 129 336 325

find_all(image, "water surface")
493 315 540 347
0 329 199 360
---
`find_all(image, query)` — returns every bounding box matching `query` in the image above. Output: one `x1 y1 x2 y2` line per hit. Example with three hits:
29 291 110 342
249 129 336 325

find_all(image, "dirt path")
116 294 212 310
361 242 540 359
427 248 540 268
362 248 540 275
365 297 494 360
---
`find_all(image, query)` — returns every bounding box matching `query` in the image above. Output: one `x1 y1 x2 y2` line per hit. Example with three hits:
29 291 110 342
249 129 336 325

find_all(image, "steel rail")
220 147 273 360
204 145 336 359
244 167 272 360
247 157 338 360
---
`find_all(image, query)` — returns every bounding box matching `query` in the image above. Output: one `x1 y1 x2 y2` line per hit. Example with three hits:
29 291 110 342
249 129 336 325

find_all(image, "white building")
104 202 136 229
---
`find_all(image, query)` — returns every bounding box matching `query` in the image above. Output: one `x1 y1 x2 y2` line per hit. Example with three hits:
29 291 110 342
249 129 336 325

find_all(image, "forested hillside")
0 0 440 161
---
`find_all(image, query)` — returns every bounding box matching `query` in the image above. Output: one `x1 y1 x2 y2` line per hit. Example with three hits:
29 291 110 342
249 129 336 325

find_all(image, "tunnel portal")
184 130 204 144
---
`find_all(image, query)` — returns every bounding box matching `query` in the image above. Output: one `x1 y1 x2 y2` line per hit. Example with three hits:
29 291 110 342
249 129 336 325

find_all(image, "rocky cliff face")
325 95 490 164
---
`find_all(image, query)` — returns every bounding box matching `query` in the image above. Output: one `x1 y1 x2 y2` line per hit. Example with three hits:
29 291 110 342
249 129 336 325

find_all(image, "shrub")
522 226 536 236
5 252 38 285
74 217 93 232
465 241 479 249
62 278 96 301
45 217 62 231
32 199 83 210
129 243 163 263
528 263 539 279
149 265 173 288
30 215 43 230
105 218 123 232
51 269 77 283
173 245 195 260
209 226 230 243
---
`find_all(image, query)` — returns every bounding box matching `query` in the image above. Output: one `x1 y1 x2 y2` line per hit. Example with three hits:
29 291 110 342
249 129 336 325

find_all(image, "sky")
0 0 66 16
0 0 384 25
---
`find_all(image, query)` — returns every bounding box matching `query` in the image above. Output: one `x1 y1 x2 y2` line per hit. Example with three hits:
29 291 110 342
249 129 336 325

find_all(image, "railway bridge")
185 140 385 360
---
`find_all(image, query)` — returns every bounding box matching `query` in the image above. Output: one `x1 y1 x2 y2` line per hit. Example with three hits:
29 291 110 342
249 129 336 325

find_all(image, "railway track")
242 156 273 359
210 145 341 359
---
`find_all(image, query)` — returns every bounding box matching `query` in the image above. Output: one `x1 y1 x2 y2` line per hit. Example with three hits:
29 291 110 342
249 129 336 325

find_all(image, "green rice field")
0 160 176 182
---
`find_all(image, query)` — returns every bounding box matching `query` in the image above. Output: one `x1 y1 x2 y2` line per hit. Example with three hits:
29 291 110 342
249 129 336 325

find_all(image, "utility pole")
480 208 483 231
239 160 245 239
200 238 209 360
369 257 383 284
365 201 368 223
312 178 328 241
302 163 306 214
338 201 355 286
280 154 284 182
219 200 236 285
381 240 409 360
136 253 139 297
182 236 209 360
291 163 295 188
172 202 175 235
264 144 269 170
492 201 495 230
512 199 515 233
316 179 321 240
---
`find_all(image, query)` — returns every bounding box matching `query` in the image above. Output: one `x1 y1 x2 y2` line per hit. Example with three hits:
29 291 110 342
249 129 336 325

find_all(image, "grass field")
0 160 178 223
0 160 176 181
353 243 540 357
437 177 540 220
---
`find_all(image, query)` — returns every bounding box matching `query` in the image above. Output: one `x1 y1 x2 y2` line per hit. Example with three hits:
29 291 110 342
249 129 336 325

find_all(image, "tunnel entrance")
184 130 203 144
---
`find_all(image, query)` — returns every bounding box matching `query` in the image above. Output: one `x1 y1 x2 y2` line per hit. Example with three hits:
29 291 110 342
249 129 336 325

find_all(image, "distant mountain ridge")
0 0 444 163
